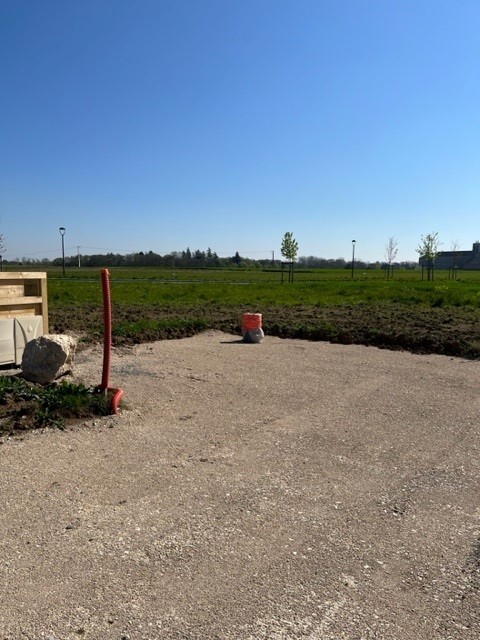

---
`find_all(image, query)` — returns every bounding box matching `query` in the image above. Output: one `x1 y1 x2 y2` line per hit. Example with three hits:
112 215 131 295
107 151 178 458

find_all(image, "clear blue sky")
1 0 479 263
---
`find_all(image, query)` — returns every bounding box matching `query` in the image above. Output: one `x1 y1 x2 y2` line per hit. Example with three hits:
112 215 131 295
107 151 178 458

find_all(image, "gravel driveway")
1 331 479 639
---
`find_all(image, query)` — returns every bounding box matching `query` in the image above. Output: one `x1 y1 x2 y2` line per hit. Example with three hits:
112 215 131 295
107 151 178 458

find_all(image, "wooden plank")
0 307 38 317
0 296 43 307
0 272 47 279
0 284 24 298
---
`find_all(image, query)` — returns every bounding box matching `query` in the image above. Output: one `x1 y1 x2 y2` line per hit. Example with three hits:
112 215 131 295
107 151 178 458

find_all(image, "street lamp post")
59 227 66 276
351 240 356 279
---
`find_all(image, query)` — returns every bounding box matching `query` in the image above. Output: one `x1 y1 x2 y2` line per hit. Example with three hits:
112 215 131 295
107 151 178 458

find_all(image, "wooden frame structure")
0 272 48 365
0 272 48 330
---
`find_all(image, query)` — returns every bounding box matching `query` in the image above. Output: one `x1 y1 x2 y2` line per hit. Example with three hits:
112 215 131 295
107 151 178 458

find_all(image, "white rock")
21 334 77 383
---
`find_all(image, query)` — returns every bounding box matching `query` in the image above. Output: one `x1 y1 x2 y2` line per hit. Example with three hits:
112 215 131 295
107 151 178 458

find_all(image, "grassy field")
29 264 480 283
14 266 480 358
41 266 480 307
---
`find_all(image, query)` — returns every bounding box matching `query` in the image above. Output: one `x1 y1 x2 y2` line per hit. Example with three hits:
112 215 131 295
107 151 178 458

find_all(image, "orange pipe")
100 269 111 390
100 268 124 414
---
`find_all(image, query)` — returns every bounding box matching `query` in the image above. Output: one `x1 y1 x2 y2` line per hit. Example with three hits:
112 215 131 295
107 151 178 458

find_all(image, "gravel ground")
1 331 479 640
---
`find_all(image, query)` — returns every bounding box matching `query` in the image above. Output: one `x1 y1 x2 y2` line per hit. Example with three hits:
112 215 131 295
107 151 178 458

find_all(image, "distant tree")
416 232 440 281
450 239 460 279
385 236 398 279
281 232 299 282
281 231 299 261
400 261 417 270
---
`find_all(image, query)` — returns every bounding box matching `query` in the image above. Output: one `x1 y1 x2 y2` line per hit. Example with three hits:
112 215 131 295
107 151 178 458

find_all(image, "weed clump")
0 376 112 434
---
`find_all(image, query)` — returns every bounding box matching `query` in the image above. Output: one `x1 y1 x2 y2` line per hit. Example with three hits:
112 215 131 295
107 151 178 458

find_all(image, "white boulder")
21 334 77 384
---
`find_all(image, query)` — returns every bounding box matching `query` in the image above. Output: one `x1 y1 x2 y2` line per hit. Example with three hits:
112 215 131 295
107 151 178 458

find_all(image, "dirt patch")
1 332 479 638
51 302 480 358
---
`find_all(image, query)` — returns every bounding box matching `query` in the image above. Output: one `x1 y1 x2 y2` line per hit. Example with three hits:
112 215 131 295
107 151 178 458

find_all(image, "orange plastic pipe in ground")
100 268 124 414
101 269 112 390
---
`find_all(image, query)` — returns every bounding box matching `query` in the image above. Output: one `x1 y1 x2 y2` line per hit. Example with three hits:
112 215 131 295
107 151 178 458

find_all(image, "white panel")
14 316 44 365
0 319 15 364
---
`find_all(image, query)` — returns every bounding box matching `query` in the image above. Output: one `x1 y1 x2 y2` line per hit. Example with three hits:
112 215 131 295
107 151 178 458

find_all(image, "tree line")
5 249 270 269
4 247 417 270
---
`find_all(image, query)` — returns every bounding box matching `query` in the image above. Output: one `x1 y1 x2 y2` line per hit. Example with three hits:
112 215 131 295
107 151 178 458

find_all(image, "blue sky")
1 0 479 263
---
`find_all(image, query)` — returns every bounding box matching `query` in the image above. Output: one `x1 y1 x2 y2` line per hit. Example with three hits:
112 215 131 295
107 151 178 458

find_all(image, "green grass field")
42 266 480 309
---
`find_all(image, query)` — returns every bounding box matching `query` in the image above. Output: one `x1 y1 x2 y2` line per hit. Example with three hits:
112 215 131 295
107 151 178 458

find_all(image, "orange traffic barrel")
242 313 264 343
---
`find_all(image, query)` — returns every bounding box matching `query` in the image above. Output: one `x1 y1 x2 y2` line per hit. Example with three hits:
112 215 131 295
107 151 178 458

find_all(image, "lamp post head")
59 227 66 236
352 239 356 244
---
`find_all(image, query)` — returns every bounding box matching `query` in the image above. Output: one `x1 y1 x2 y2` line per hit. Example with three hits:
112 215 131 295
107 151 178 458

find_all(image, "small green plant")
35 382 112 428
0 376 39 402
0 377 112 434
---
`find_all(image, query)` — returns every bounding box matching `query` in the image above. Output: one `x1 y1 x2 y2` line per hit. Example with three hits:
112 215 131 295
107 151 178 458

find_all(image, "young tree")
450 239 460 279
416 232 440 281
280 232 299 282
385 236 398 279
